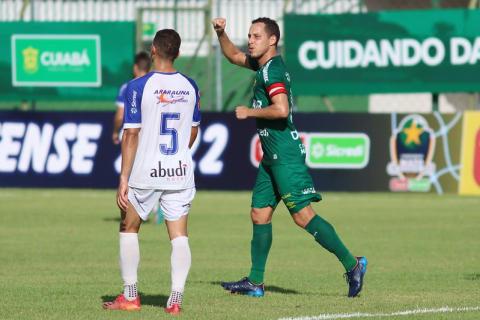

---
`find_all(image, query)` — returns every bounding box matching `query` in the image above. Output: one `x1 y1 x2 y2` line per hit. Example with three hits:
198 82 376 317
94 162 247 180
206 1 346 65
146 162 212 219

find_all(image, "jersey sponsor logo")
387 114 436 192
197 91 201 110
150 160 187 181
299 143 306 154
252 100 262 109
291 130 299 140
250 134 307 167
157 93 187 104
154 89 190 95
156 90 189 106
257 128 269 137
262 60 272 82
131 90 138 113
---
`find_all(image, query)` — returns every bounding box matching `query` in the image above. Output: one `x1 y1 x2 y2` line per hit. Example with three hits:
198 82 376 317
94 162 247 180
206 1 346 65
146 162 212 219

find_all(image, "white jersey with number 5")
123 71 201 190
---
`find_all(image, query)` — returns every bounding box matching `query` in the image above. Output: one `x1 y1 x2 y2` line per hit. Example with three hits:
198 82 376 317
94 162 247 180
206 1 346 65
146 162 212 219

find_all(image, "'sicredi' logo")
387 114 436 192
306 133 370 169
250 133 370 169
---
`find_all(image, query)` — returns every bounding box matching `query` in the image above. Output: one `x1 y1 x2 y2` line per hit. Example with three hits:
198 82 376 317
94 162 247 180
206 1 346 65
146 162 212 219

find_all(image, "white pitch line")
278 306 480 320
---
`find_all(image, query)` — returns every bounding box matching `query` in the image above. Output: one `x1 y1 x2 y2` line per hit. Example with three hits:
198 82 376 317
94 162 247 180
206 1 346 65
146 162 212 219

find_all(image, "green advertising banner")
285 9 480 95
306 133 370 168
12 35 101 87
0 22 134 101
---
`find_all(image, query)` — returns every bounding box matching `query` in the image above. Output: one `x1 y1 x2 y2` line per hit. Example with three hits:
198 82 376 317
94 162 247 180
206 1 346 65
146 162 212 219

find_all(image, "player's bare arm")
235 93 289 120
112 107 124 144
189 126 199 148
117 127 140 211
212 17 252 69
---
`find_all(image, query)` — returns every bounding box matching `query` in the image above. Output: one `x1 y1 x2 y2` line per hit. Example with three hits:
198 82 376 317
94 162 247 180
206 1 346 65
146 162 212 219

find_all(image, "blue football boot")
221 277 264 297
345 256 368 297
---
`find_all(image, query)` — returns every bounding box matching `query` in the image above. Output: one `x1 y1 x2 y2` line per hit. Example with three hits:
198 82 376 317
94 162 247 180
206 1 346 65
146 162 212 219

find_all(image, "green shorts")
251 161 322 214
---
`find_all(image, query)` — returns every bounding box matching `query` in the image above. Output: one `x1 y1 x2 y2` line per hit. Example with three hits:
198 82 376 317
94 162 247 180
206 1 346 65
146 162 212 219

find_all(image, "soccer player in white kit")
102 29 201 314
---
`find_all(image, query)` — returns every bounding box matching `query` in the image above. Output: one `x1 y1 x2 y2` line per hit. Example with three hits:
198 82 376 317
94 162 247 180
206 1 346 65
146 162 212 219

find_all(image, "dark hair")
134 51 151 73
252 17 280 47
153 29 181 61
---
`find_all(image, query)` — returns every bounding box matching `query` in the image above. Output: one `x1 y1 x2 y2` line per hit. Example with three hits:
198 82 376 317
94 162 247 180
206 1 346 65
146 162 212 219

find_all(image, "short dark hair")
153 29 181 61
252 17 280 47
134 51 151 73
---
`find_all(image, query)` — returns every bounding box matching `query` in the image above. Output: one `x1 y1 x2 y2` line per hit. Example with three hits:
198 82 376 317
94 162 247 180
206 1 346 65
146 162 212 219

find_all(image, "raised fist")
212 18 226 34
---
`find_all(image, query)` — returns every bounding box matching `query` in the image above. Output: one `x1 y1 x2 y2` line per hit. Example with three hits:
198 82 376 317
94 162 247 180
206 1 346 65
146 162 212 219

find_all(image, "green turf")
0 189 479 319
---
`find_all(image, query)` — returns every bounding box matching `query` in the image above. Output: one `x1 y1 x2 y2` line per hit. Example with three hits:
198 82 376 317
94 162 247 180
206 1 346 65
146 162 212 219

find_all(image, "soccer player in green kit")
212 17 368 298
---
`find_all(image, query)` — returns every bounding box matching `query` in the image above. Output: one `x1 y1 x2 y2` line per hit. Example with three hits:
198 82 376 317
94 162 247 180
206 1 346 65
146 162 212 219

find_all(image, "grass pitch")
0 189 479 319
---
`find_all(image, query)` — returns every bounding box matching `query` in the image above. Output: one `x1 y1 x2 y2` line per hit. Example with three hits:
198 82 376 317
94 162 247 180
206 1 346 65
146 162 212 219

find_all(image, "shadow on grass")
208 281 300 295
464 273 480 281
101 292 169 308
103 217 158 224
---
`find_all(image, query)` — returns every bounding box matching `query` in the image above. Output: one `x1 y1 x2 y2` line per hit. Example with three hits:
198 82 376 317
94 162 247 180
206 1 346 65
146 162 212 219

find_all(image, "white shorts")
128 187 196 221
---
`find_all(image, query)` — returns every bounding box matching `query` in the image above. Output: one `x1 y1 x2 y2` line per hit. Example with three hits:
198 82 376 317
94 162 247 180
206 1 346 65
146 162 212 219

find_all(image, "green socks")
247 216 357 284
305 214 357 271
248 223 272 284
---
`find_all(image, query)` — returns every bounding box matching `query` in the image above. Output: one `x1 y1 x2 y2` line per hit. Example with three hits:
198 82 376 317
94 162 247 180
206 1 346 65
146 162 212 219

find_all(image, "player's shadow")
102 217 157 224
101 292 168 308
209 281 300 295
464 273 480 281
266 285 300 295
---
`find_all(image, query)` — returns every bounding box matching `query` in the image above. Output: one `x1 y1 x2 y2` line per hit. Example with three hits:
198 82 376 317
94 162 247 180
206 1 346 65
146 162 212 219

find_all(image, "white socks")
118 233 191 305
170 236 191 296
119 232 140 301
167 290 183 308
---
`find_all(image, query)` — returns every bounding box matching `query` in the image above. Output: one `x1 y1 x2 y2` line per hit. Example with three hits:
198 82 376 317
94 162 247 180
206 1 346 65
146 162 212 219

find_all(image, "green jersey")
249 55 305 165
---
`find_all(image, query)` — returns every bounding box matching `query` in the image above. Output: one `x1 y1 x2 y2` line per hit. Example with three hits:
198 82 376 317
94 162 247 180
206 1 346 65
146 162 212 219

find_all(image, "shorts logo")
281 193 291 200
387 114 436 192
301 187 316 194
285 201 296 210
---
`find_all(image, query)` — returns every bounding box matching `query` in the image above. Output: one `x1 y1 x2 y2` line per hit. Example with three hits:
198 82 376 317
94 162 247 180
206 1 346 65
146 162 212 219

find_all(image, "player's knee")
250 207 272 224
291 205 316 228
119 219 140 233
292 214 308 228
